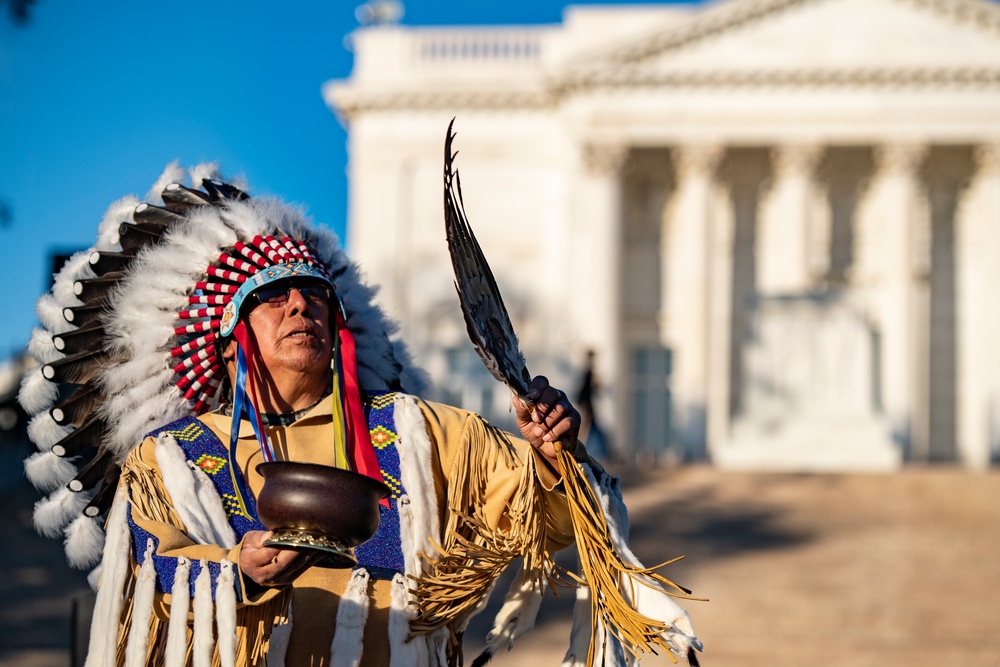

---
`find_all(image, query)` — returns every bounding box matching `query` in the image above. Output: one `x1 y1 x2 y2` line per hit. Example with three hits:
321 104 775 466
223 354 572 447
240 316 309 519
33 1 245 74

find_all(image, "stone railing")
408 28 548 67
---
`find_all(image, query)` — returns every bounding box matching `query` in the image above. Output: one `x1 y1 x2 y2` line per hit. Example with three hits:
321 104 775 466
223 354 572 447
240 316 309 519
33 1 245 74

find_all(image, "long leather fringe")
409 419 560 638
553 445 697 665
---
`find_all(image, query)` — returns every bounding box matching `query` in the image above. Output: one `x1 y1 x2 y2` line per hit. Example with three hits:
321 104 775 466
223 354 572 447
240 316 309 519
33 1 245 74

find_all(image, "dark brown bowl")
256 461 390 567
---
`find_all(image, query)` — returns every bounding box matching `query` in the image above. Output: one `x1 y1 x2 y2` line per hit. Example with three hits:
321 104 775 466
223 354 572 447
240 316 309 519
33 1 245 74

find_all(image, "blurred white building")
325 0 1000 470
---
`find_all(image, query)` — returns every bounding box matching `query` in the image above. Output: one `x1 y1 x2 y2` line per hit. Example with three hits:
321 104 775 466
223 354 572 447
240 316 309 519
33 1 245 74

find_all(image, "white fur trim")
331 567 370 666
85 489 130 667
65 514 105 570
217 560 237 667
125 539 157 666
389 572 423 667
33 487 87 539
561 582 590 667
480 565 544 660
155 433 219 545
392 395 439 580
18 367 57 417
87 564 102 591
266 603 292 667
585 465 702 662
190 461 237 548
192 560 213 667
164 556 191 667
24 450 77 492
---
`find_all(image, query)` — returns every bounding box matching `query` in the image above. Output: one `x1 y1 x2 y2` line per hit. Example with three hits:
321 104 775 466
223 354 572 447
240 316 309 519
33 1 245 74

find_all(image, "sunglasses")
251 281 332 307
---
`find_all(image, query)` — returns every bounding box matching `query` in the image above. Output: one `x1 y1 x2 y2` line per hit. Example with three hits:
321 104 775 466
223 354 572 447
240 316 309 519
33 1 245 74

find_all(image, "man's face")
241 279 334 381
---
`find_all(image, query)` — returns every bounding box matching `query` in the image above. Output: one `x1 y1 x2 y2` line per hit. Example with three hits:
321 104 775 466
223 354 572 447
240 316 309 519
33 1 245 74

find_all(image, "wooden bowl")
256 461 390 568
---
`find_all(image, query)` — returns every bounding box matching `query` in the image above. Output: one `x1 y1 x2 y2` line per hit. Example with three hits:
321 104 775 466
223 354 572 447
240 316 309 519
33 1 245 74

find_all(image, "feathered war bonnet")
19 163 427 571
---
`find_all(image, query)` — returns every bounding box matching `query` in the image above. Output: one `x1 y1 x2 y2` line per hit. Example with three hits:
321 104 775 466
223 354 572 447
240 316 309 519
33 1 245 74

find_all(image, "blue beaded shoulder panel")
127 397 409 597
353 392 407 576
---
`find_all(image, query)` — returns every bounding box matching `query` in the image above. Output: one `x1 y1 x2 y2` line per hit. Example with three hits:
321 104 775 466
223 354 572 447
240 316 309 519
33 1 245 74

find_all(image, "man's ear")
221 338 236 362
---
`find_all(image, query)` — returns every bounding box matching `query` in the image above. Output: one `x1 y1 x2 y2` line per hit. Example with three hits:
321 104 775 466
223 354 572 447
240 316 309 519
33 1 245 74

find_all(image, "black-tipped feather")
161 183 212 209
83 465 122 518
52 324 107 355
688 646 701 666
68 448 113 492
50 385 102 427
470 648 493 667
118 222 167 253
73 274 124 305
132 203 185 228
62 303 107 328
443 119 531 399
42 350 108 384
50 416 105 458
202 179 249 201
88 250 134 276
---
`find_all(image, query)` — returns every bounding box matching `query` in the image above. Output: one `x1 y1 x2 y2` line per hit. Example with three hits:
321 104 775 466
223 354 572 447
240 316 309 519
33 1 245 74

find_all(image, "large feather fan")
443 120 532 401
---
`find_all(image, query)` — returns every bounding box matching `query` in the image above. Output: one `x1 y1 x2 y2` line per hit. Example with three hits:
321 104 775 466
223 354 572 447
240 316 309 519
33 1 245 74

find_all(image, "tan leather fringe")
410 418 563 641
108 459 288 666
554 444 700 665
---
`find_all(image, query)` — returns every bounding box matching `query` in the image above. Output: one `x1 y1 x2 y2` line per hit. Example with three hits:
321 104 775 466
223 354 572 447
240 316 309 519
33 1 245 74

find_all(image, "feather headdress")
20 165 427 570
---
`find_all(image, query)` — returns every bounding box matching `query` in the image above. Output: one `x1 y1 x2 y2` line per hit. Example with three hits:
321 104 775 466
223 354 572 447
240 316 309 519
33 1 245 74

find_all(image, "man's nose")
284 287 310 315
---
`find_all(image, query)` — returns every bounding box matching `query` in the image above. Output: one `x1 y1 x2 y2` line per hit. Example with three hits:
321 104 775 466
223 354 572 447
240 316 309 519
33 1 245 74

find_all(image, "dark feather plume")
73 274 123 305
132 203 185 228
444 119 532 400
52 324 107 355
160 183 212 210
50 416 105 458
50 385 101 427
88 250 135 276
118 222 167 253
68 448 113 492
42 350 109 384
84 465 122 517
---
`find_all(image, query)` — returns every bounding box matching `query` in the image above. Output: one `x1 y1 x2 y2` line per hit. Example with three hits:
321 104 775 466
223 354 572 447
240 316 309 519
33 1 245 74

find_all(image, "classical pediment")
561 0 1000 87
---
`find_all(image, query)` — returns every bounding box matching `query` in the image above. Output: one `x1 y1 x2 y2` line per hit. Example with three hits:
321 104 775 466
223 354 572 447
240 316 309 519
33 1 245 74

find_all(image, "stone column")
706 172 735 457
957 144 1000 468
575 141 629 446
757 144 823 295
664 144 722 458
871 143 928 453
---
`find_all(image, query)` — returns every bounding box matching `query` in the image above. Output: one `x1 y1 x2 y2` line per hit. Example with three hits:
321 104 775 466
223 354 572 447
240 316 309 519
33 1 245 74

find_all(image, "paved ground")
3 466 999 666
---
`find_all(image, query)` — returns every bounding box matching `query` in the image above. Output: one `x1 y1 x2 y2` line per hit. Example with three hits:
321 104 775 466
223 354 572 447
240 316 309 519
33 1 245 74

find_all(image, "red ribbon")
336 311 388 507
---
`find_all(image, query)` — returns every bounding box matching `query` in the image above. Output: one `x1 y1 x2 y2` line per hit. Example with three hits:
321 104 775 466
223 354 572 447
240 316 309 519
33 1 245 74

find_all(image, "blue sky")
0 0 686 357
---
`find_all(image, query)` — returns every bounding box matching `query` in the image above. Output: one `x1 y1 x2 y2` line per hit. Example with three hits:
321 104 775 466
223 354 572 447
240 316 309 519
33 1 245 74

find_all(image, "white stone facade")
325 0 1000 470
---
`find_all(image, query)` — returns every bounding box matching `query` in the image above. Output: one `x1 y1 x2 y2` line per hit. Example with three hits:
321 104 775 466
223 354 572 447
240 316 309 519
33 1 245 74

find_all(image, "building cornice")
570 0 1000 69
328 66 1000 117
558 66 1000 91
325 87 555 117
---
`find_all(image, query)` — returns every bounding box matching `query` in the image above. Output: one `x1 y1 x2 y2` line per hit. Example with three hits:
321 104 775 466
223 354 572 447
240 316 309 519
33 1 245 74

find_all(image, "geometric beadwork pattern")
168 421 205 442
370 425 397 449
380 470 403 499
354 392 407 576
369 392 396 410
194 453 227 475
221 493 252 520
144 415 265 540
